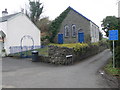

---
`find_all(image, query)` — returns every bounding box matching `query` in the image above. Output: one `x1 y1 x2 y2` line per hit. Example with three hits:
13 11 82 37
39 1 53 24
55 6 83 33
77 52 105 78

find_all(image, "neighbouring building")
52 6 100 44
0 9 41 55
118 1 120 18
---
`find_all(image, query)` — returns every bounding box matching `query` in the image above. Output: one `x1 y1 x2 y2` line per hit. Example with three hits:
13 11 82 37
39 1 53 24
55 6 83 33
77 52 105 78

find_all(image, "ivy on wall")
49 7 71 43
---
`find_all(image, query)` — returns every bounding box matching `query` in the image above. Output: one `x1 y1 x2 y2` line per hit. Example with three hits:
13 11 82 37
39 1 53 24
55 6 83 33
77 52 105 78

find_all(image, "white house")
118 1 120 18
0 9 41 55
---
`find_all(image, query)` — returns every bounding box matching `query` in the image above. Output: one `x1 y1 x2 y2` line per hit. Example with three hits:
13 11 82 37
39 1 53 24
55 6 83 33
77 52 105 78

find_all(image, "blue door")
78 32 84 43
58 34 63 44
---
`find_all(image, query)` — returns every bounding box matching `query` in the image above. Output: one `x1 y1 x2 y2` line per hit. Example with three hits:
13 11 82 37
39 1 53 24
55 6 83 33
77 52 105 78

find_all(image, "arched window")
64 25 69 37
72 25 76 37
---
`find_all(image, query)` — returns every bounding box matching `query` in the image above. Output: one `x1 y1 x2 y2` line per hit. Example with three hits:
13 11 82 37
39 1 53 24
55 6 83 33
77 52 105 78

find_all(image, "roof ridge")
0 12 21 18
0 12 21 22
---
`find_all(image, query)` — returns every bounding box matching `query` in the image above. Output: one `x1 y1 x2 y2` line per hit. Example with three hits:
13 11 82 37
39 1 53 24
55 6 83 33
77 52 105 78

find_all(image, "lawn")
9 46 48 57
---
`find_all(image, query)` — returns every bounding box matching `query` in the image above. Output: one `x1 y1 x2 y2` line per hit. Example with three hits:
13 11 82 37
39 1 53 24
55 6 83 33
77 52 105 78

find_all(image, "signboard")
109 30 118 40
109 30 118 68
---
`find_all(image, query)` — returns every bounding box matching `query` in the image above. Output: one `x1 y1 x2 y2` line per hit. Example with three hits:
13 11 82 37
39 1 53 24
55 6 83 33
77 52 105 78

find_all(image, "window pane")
72 25 76 37
64 25 69 37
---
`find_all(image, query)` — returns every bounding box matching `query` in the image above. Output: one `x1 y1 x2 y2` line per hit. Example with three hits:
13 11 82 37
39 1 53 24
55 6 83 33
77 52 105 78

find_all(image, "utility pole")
113 40 115 68
109 30 119 68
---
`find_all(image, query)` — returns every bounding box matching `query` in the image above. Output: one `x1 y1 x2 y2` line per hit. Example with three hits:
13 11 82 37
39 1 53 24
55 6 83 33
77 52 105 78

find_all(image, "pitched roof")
68 6 99 28
0 30 6 37
0 12 20 22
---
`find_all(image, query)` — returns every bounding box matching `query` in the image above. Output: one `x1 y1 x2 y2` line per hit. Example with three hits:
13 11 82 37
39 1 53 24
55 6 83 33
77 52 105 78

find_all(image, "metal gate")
20 35 34 58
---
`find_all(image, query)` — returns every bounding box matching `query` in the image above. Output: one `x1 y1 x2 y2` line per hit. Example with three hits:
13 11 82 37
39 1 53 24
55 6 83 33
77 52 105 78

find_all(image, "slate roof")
0 30 6 37
0 12 20 22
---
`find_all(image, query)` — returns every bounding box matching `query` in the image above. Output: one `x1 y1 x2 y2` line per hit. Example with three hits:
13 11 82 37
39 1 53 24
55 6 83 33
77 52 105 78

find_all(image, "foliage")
102 16 120 68
41 35 50 45
104 59 120 76
49 43 88 49
9 46 48 57
41 35 50 41
36 17 51 45
49 7 71 43
73 43 89 52
91 42 99 46
115 46 120 67
101 16 118 37
2 49 6 52
50 41 108 53
28 0 43 23
36 17 51 33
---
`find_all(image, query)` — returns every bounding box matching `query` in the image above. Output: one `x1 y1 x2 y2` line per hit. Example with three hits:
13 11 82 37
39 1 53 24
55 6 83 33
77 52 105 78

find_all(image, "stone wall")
39 43 108 65
39 46 74 65
54 9 91 43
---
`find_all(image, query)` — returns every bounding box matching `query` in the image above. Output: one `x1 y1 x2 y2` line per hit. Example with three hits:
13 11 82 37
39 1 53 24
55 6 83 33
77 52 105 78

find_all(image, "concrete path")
2 49 113 88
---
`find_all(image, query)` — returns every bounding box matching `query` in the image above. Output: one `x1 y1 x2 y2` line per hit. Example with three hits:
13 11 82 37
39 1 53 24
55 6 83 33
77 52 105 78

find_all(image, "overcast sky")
0 0 118 27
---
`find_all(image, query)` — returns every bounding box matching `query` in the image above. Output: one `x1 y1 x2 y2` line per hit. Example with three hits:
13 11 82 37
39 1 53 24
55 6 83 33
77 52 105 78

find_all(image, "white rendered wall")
0 22 7 35
5 13 41 54
0 23 2 31
118 1 120 18
90 22 99 43
0 22 7 55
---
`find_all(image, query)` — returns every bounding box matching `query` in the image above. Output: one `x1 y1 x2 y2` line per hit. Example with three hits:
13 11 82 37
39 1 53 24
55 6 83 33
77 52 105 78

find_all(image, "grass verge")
104 58 120 77
8 46 48 57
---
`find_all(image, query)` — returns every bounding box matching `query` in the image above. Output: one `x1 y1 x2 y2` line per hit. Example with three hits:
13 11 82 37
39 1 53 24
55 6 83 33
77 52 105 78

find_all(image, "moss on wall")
49 7 71 43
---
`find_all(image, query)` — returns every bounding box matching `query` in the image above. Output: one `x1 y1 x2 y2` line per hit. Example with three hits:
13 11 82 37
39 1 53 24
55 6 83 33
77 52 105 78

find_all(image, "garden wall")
39 42 108 65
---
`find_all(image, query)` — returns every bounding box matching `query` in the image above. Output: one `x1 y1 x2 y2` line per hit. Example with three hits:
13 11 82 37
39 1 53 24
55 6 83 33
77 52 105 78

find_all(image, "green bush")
115 46 120 67
105 59 120 76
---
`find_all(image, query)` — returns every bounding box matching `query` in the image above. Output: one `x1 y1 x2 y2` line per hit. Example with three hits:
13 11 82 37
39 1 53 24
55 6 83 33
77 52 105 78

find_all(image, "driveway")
2 49 116 88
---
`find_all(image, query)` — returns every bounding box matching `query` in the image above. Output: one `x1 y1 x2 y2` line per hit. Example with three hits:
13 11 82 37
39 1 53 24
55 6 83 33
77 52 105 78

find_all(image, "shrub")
49 41 108 54
115 46 120 67
49 43 89 51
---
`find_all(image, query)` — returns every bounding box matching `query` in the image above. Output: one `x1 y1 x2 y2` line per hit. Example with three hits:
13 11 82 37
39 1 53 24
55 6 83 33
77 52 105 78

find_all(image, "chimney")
118 1 120 18
2 8 8 17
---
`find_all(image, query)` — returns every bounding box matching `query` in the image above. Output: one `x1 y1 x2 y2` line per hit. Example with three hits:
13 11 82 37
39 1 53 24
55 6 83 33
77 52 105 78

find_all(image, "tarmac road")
2 49 115 88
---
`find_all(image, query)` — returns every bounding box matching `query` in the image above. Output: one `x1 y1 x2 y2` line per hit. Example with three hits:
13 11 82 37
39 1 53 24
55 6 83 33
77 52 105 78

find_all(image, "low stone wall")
39 43 108 65
39 47 74 65
48 46 74 65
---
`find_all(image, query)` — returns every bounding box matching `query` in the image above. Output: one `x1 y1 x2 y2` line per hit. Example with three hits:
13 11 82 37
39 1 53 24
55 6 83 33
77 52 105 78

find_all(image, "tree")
102 16 120 68
35 17 51 45
36 17 51 33
115 18 120 67
101 16 118 37
29 0 43 24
